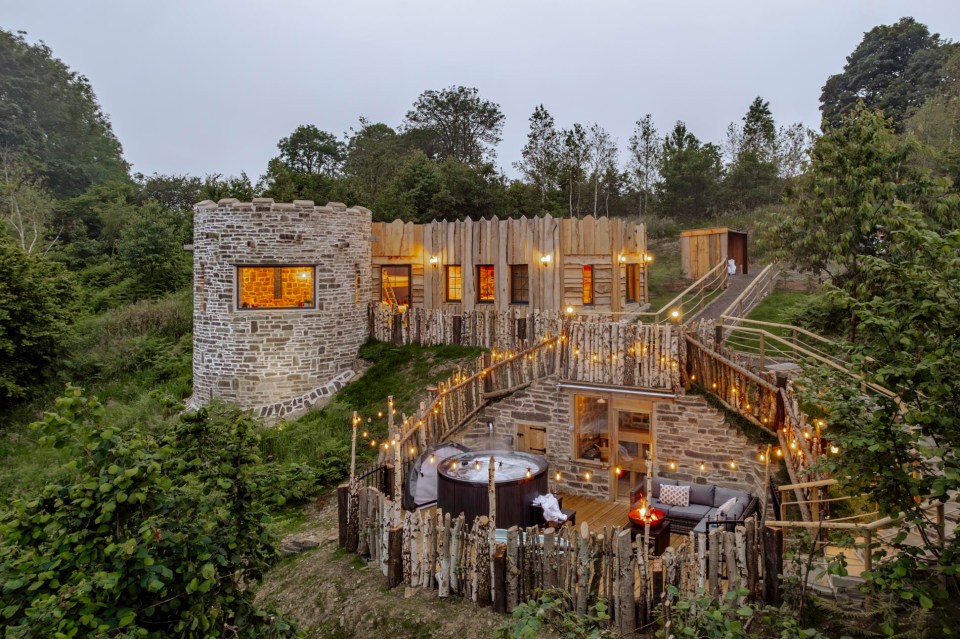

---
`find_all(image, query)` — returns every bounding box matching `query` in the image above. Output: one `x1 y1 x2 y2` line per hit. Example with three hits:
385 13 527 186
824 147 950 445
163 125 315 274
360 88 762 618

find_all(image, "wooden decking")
557 493 691 550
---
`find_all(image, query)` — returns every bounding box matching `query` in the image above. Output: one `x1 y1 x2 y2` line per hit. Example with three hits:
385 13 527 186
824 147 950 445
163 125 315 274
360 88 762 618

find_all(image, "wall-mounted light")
670 308 681 321
539 254 552 266
618 254 627 263
429 256 439 267
565 305 574 315
645 253 654 263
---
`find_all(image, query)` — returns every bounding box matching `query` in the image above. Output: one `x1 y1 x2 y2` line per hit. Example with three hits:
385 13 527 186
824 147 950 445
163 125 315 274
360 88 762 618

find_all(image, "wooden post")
493 544 508 613
337 484 349 547
762 445 771 526
544 528 557 588
724 531 739 594
576 522 590 615
347 412 359 552
863 528 873 574
506 526 520 612
708 527 721 597
616 529 636 634
745 517 758 601
762 526 783 605
488 456 497 608
387 525 403 588
439 511 452 597
450 515 463 594
475 516 492 607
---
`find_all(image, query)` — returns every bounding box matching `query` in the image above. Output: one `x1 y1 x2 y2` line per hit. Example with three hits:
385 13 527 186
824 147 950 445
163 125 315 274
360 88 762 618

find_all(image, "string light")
614 466 622 476
699 462 706 472
525 468 532 479
429 454 436 464
377 411 383 418
362 431 368 438
584 471 592 481
555 471 562 481
830 445 840 454
758 453 765 462
409 446 416 455
775 448 783 457
729 460 737 470
669 461 677 471
451 461 457 470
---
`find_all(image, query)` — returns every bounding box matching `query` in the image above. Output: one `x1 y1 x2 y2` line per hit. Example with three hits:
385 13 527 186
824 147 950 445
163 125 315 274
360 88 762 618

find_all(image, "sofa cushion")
687 482 716 506
651 477 676 499
660 484 690 507
713 486 748 508
668 503 712 520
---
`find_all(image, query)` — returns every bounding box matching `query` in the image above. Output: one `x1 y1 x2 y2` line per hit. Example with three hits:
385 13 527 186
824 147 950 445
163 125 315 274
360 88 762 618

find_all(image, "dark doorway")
727 231 749 275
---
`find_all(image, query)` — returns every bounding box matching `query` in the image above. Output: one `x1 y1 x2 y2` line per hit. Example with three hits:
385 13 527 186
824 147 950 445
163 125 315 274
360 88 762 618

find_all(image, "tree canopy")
820 17 956 132
0 30 128 197
403 86 505 165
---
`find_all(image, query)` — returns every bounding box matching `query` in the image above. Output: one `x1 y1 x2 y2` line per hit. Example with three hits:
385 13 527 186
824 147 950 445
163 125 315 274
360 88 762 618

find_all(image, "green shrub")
496 589 610 639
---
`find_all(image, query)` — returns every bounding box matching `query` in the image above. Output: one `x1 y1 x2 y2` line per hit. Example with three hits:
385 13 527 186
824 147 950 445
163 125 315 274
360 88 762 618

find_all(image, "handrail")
635 261 728 324
719 263 778 321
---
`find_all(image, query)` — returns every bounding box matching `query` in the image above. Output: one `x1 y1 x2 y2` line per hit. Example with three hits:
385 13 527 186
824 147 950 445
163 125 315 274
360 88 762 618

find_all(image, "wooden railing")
718 264 779 323
636 261 728 325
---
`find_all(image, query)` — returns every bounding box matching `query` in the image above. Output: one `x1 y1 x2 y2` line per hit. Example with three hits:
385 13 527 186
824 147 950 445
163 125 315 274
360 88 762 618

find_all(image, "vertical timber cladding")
370 214 648 315
192 198 372 419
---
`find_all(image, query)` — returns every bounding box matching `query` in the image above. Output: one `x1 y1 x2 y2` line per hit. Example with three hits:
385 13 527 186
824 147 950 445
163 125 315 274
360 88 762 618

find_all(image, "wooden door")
516 424 547 455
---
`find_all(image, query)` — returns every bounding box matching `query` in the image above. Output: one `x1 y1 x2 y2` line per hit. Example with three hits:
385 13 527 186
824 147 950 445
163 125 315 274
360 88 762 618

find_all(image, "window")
626 264 640 303
381 265 411 306
510 265 529 304
582 265 594 305
574 395 609 461
445 265 462 302
238 266 314 310
476 265 495 303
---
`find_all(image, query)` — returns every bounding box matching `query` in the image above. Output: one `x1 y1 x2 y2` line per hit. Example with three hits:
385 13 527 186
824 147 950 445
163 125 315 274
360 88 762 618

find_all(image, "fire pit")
628 499 666 530
436 450 548 528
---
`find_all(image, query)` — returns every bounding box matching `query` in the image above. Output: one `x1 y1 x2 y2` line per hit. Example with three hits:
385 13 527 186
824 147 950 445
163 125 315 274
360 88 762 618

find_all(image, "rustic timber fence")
338 484 783 631
368 305 566 350
636 261 728 325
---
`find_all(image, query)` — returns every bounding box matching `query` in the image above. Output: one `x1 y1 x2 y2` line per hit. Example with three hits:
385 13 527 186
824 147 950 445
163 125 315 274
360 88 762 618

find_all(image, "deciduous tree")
515 106 561 206
627 115 661 217
656 122 723 221
403 86 505 165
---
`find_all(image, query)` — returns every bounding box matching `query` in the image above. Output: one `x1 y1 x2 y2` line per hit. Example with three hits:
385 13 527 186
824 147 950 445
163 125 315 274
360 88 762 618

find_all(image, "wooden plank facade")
679 227 749 279
371 215 648 317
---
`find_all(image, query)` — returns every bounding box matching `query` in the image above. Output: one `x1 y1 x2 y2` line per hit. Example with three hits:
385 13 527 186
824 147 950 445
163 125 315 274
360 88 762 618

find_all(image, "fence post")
337 484 349 547
863 528 873 574
759 332 766 370
762 526 783 605
387 525 403 588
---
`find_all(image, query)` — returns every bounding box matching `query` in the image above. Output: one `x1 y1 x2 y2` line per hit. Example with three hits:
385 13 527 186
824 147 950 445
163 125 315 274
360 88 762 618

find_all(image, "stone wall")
652 395 768 497
452 380 768 503
453 376 611 500
191 198 372 420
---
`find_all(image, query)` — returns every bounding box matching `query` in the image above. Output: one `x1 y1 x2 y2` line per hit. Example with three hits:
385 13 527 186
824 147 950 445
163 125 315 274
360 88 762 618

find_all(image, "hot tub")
436 450 548 528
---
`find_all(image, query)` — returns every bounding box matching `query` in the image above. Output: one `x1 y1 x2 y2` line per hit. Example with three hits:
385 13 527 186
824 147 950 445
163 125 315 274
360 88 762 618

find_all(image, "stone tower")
191 198 371 420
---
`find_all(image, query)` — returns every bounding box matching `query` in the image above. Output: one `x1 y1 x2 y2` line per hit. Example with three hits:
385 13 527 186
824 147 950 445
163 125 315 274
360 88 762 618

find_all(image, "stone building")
191 198 371 420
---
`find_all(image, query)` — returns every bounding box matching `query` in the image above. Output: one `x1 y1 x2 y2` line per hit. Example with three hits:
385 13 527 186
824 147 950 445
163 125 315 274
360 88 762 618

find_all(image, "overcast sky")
6 1 960 182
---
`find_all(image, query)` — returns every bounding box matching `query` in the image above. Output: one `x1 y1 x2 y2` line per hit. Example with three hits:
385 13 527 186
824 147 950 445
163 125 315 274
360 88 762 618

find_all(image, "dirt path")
256 497 506 639
693 270 759 323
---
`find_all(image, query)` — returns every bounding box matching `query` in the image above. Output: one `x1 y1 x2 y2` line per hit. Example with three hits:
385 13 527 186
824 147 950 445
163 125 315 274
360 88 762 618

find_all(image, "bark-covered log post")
438 511 452 597
745 517 758 600
475 516 492 606
450 515 463 595
488 456 497 607
337 483 349 548
387 525 403 588
708 527 722 597
616 529 636 634
724 531 739 596
357 488 369 556
493 544 508 613
506 526 520 612
543 527 557 589
762 526 783 605
346 411 359 552
575 522 590 615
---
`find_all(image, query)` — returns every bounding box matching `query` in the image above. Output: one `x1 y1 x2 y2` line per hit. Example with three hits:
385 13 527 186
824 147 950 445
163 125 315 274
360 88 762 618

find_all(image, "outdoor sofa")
630 477 758 535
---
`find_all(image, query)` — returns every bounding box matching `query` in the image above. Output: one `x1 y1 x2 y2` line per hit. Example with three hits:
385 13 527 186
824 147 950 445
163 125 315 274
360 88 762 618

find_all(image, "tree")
627 115 662 217
341 118 407 206
0 239 76 405
796 206 960 634
0 388 299 637
776 123 815 180
0 30 128 196
117 202 191 299
276 124 343 176
906 48 960 184
724 97 781 209
585 123 618 216
820 17 955 132
376 151 442 222
560 124 589 217
514 106 561 206
1 151 60 254
656 122 723 221
403 86 505 165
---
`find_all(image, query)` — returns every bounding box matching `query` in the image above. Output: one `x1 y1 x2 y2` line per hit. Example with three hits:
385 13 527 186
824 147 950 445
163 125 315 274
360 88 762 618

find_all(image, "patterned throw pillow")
717 497 738 519
659 484 690 507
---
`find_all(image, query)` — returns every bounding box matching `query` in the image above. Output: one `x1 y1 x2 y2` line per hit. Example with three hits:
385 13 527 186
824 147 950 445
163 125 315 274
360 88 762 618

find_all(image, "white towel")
533 494 567 522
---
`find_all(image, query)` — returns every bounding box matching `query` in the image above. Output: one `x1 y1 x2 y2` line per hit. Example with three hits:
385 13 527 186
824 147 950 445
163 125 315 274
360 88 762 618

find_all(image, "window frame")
510 264 529 305
236 264 316 311
380 264 412 306
445 265 463 302
476 264 495 304
582 264 594 305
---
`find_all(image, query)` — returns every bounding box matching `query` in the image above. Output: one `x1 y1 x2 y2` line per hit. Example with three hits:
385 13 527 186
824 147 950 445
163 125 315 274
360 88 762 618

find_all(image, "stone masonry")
454 379 768 501
191 198 372 420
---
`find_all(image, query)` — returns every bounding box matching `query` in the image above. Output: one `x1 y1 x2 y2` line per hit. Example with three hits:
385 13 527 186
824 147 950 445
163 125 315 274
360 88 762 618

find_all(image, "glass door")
613 410 652 502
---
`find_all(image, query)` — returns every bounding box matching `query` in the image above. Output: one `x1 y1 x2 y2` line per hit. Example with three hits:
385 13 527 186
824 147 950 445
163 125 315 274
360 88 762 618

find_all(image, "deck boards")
557 493 689 550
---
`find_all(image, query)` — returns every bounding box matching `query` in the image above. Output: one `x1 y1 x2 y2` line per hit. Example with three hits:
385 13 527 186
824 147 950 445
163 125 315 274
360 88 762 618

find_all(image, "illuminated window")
626 264 640 303
381 265 411 306
510 265 529 304
476 265 495 303
574 395 609 461
238 266 314 310
446 265 462 302
583 265 594 305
